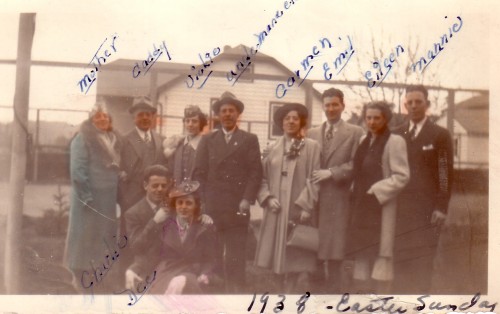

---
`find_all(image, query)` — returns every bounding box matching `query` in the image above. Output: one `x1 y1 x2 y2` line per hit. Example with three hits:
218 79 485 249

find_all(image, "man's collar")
145 196 160 211
135 127 151 138
409 116 427 129
222 127 237 135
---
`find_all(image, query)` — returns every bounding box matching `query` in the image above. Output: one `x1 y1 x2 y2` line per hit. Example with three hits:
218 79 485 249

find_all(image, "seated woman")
347 101 410 293
150 181 218 294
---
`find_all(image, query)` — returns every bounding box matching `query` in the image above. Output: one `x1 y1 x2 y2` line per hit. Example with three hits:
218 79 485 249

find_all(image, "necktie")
325 125 333 141
144 132 150 143
225 133 231 144
409 124 417 141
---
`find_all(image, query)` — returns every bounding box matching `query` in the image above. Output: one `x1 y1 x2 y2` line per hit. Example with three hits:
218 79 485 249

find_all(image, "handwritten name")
115 270 157 306
132 40 171 78
410 15 463 73
80 234 128 290
276 36 348 98
185 47 221 89
77 34 118 94
364 44 405 88
323 35 356 80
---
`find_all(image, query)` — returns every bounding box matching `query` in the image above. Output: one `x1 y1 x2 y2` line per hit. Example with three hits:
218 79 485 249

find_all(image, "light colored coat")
254 137 320 274
307 120 364 260
356 133 410 280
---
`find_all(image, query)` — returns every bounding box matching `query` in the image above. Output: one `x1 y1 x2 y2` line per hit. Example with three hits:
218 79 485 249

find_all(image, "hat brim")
128 103 157 114
212 97 244 114
273 103 308 131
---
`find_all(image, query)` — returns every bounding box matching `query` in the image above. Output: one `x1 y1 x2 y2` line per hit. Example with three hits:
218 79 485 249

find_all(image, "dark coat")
150 217 217 294
119 128 166 211
193 128 263 229
124 197 163 277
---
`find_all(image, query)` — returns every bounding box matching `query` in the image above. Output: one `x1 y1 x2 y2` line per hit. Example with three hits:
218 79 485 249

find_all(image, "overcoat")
119 128 166 211
254 137 321 274
307 120 364 260
193 128 262 229
65 120 122 272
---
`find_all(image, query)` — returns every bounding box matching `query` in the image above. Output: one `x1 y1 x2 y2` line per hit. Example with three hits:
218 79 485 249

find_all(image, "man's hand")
153 207 169 223
197 274 210 285
125 269 143 290
199 214 213 225
267 197 281 213
237 199 250 216
431 210 447 226
165 275 187 294
311 169 332 184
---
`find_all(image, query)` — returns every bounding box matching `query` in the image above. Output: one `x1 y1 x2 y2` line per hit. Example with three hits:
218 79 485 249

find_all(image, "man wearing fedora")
307 87 364 293
164 105 208 185
119 96 167 214
194 91 263 293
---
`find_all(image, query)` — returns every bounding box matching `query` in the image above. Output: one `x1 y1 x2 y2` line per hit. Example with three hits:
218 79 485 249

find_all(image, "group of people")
64 85 453 295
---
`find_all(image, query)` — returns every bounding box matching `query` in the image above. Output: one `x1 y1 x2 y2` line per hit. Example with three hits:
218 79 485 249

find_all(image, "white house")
436 95 488 169
95 45 326 151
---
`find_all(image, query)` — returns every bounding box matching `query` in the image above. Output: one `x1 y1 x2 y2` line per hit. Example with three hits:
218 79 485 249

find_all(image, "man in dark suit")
124 165 172 290
393 85 454 293
193 91 263 293
119 96 167 213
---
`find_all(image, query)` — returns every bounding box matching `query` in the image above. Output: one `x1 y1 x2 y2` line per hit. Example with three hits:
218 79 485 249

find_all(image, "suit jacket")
193 128 263 228
307 120 364 260
125 197 163 276
119 128 167 211
394 119 453 213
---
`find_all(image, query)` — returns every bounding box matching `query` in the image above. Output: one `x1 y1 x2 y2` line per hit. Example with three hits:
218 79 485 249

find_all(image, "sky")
0 0 495 123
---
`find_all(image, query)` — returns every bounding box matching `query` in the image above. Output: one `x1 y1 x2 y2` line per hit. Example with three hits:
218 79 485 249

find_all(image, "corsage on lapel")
284 137 305 159
422 144 435 151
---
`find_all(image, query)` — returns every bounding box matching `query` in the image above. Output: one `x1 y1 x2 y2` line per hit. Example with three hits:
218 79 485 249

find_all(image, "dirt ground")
0 179 489 295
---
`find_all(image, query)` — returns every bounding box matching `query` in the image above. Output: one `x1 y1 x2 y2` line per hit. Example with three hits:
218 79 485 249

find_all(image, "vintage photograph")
0 0 495 312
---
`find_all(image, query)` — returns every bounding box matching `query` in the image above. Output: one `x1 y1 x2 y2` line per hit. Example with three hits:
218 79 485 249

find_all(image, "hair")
405 85 429 99
183 113 208 131
362 101 393 123
142 164 171 183
168 191 202 218
321 87 344 102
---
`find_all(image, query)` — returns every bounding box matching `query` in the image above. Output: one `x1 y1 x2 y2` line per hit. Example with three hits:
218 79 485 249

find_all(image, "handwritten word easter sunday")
77 34 118 94
132 40 171 78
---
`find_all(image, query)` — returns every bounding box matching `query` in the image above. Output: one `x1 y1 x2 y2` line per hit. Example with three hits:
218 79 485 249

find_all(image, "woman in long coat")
64 102 122 292
254 103 320 293
348 101 410 293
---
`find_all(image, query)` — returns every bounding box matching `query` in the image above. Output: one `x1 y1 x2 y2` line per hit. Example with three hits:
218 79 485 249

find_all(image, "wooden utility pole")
5 13 36 294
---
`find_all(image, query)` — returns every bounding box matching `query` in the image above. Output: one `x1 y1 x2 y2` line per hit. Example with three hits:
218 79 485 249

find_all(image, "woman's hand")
299 210 311 223
125 269 143 290
311 169 332 184
267 197 281 213
197 274 210 285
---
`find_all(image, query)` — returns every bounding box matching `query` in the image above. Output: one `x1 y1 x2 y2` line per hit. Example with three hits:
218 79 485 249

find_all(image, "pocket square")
422 144 435 151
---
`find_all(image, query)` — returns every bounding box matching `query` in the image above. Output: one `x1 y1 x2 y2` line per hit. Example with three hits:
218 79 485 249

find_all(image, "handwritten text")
132 40 171 78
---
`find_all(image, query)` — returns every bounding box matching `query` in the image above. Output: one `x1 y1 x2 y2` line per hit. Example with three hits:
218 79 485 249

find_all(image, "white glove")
153 207 169 224
165 275 187 294
125 269 143 290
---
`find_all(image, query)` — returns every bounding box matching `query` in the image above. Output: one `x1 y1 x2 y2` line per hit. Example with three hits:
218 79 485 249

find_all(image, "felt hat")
273 103 308 130
128 96 157 114
212 91 244 114
168 180 201 199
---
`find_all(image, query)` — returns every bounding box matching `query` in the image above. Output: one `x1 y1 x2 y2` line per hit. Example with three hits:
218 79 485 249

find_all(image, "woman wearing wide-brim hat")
150 181 219 294
254 103 321 293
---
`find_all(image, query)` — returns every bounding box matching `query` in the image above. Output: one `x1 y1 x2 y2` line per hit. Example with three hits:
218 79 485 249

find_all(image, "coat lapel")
323 120 350 163
218 128 244 163
129 129 144 160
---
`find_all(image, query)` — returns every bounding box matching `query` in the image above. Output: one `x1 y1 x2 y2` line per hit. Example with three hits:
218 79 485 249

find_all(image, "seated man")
124 165 212 290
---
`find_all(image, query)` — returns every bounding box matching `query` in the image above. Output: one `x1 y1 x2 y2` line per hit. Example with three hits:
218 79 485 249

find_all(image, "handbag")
286 222 319 252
